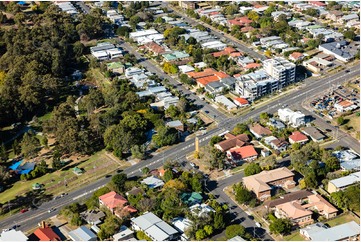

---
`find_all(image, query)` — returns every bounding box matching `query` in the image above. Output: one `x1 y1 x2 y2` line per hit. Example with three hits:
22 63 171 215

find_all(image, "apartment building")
263 57 296 89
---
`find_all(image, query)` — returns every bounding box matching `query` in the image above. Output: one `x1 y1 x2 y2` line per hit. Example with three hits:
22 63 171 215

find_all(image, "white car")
255 222 261 228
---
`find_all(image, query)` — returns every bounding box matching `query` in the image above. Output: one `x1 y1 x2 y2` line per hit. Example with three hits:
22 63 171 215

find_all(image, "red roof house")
289 131 309 144
308 1 326 7
234 97 249 107
189 68 230 87
289 52 304 62
228 17 253 27
34 227 61 241
244 63 262 70
99 191 137 217
212 47 241 58
215 133 250 152
227 145 258 162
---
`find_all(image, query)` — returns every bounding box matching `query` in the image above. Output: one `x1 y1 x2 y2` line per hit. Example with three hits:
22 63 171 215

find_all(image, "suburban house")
141 176 165 189
289 131 309 144
0 230 28 241
249 124 272 139
180 192 203 206
178 65 195 74
214 133 250 152
212 47 242 58
327 172 360 193
68 226 97 241
189 203 216 217
300 221 360 241
242 167 295 200
131 212 179 241
220 77 236 90
289 52 304 62
274 193 338 226
301 127 325 142
33 222 61 241
227 16 253 27
80 210 105 225
144 41 167 55
233 97 249 107
326 10 344 21
107 62 125 75
267 118 286 130
205 81 225 95
226 145 258 162
334 100 357 112
278 108 306 127
187 68 230 88
99 191 137 218
172 217 193 241
338 13 359 24
264 136 288 152
264 190 313 210
215 95 237 110
166 120 184 132
162 51 190 63
112 226 135 241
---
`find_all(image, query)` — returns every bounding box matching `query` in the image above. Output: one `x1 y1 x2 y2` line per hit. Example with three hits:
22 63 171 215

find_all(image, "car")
326 120 331 124
60 193 68 197
325 129 332 132
190 162 196 168
20 208 28 213
48 208 56 213
255 222 261 228
204 110 209 114
345 70 350 73
105 174 112 178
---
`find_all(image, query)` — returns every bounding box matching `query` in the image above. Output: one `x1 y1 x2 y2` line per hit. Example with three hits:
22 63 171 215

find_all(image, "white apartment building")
278 108 306 127
263 57 296 89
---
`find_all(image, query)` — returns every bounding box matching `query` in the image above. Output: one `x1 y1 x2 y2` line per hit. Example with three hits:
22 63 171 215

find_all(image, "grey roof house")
220 77 236 90
300 221 360 241
80 210 105 225
205 81 225 95
68 226 97 241
301 127 325 142
131 212 179 241
319 41 358 62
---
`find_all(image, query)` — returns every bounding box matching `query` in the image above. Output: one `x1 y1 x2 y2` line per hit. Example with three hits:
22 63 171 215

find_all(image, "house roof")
290 52 304 59
303 194 338 214
228 17 253 26
99 191 128 209
68 226 97 241
289 131 309 142
276 201 313 219
80 210 105 225
34 227 61 241
228 145 258 159
234 97 249 105
329 172 360 189
244 63 261 69
212 47 237 57
188 68 217 79
131 212 178 241
241 26 254 32
0 230 28 241
144 41 166 54
307 221 360 241
141 176 165 188
215 133 249 151
301 127 325 140
243 167 294 193
250 124 272 136
196 75 221 86
107 62 124 70
264 190 313 208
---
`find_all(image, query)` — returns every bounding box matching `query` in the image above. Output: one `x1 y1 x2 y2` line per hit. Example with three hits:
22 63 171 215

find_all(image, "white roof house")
300 221 360 241
141 176 164 189
179 65 195 73
189 203 216 217
328 172 360 193
215 95 237 110
68 226 97 241
0 230 28 241
131 212 179 241
113 225 134 241
201 41 227 50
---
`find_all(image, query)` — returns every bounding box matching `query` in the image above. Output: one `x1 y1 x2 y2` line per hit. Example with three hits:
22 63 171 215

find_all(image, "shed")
68 226 97 241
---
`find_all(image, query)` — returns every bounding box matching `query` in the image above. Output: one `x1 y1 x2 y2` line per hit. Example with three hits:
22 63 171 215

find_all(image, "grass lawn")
341 113 360 139
38 112 52 122
0 150 129 204
326 213 360 227
284 231 305 241
87 68 111 88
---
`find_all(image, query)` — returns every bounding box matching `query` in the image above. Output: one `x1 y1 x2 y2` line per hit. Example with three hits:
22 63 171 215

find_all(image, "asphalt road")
162 2 267 61
119 41 229 123
1 64 358 236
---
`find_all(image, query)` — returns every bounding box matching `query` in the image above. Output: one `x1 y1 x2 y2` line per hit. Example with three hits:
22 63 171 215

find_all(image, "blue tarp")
9 160 22 170
17 1 26 5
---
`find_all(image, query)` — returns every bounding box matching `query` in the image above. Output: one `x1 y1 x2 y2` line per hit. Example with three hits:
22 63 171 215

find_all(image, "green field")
325 213 360 227
284 231 305 241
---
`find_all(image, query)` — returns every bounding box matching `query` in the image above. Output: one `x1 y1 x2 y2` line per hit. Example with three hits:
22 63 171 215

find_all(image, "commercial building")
319 41 358 62
327 172 360 193
215 95 237 110
303 57 333 73
301 127 325 142
131 212 179 241
0 230 28 241
263 57 296 89
242 167 295 200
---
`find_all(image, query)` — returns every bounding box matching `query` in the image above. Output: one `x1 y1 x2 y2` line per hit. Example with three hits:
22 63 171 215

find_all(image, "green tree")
269 218 292 235
152 126 178 147
195 229 207 240
0 143 7 162
163 169 174 182
244 163 262 176
131 145 146 160
234 183 253 204
204 225 214 236
52 150 62 170
337 116 345 125
209 136 223 146
225 224 246 239
247 11 259 21
232 123 248 135
116 26 131 37
141 167 150 175
213 212 226 230
20 131 40 158
109 173 127 193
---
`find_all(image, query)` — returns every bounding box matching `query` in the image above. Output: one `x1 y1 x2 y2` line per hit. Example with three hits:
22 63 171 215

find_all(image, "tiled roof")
228 145 258 159
99 191 128 209
244 63 261 69
290 52 304 59
289 131 309 142
337 100 353 107
276 201 313 219
215 133 249 151
234 97 249 105
250 124 272 136
264 190 313 208
196 75 220 86
34 227 61 241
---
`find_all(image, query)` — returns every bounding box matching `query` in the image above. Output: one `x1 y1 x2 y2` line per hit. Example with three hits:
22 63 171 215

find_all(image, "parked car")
20 208 28 214
48 208 56 213
255 222 261 228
